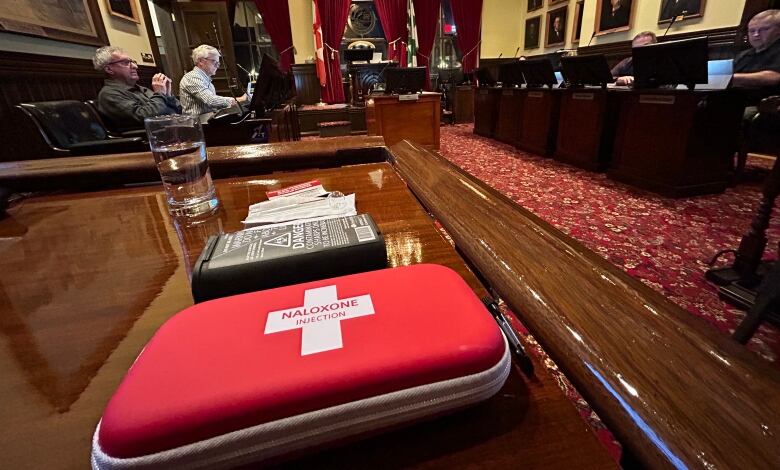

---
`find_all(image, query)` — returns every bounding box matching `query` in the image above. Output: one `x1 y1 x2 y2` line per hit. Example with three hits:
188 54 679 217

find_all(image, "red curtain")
317 0 351 103
450 0 482 73
374 0 407 66
254 0 295 72
411 0 440 89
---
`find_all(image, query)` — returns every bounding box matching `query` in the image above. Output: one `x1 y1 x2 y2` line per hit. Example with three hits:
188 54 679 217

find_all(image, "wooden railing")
0 136 386 191
389 139 780 469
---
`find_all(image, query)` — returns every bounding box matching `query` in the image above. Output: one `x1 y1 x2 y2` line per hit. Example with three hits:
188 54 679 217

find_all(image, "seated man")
180 45 247 116
94 46 181 132
611 31 658 86
732 9 780 118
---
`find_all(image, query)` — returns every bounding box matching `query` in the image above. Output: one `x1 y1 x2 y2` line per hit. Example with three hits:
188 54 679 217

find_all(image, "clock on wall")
347 3 377 37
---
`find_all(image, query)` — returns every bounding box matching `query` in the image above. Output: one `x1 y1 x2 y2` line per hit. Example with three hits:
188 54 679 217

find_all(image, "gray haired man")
94 46 181 132
179 44 247 116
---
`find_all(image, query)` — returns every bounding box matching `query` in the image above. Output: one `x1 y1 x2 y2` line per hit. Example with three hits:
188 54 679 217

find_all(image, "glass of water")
144 115 219 217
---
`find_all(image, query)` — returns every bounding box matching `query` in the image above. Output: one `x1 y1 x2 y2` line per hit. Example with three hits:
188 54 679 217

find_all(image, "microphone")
236 63 253 79
586 31 596 47
663 10 687 37
513 47 520 58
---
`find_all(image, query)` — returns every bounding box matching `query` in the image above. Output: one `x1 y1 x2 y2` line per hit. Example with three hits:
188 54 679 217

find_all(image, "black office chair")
84 100 148 140
16 100 146 157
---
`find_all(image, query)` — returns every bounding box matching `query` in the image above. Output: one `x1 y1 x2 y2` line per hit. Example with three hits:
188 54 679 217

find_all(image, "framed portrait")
106 0 141 23
595 0 635 35
545 6 568 47
0 0 108 46
528 0 543 13
658 0 705 24
525 16 542 50
572 1 584 43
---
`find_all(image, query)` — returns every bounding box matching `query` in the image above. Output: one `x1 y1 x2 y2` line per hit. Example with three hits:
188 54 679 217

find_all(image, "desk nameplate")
527 91 544 98
639 95 676 105
573 93 595 101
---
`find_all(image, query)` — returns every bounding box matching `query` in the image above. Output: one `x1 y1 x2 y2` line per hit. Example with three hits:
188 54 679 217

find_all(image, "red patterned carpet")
436 123 779 461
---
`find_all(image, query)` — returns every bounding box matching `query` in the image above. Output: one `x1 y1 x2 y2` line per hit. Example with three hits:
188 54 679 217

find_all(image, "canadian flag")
312 0 326 87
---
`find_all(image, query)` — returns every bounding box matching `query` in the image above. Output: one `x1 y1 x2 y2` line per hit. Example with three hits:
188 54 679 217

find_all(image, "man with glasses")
94 46 181 132
179 44 247 116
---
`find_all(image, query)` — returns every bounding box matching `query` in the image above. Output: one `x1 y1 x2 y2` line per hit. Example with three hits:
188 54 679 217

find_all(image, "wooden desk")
609 89 744 197
494 88 523 145
0 147 614 468
516 89 561 157
366 93 441 149
473 87 500 137
554 89 620 171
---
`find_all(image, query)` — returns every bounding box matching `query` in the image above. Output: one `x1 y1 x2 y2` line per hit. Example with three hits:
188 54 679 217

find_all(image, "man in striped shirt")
179 44 247 116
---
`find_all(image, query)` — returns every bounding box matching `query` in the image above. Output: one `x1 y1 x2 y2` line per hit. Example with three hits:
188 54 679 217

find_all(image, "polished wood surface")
473 88 499 137
516 89 561 157
390 139 780 469
0 157 615 468
554 89 620 171
494 89 523 145
366 93 441 149
609 89 744 197
0 136 387 191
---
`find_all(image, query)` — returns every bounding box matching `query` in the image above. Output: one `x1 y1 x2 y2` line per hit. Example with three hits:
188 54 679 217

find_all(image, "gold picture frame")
572 1 584 43
594 0 635 36
545 6 568 48
106 0 141 23
0 0 108 46
658 0 706 24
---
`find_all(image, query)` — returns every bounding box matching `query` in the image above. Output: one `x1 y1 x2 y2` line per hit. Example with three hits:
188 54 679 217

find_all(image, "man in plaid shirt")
179 44 247 116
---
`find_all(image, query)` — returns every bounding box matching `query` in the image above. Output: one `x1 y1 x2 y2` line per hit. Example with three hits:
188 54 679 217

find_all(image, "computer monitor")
517 58 557 88
498 62 525 87
632 37 708 89
560 54 615 88
248 54 294 115
474 67 496 87
384 66 426 94
344 48 374 62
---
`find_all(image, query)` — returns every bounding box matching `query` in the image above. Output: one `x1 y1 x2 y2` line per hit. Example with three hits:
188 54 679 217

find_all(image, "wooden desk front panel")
609 90 743 197
473 88 500 137
0 162 614 468
555 90 619 171
495 89 524 145
370 94 441 149
453 85 475 123
517 89 561 157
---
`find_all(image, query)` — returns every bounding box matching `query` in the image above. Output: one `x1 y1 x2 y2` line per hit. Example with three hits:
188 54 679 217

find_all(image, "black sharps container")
191 213 387 303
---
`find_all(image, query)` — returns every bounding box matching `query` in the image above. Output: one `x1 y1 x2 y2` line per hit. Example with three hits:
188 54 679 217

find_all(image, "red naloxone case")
91 264 510 469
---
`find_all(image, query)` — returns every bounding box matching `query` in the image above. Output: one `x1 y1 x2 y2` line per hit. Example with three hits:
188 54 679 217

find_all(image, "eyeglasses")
204 57 221 66
107 58 138 67
748 26 777 35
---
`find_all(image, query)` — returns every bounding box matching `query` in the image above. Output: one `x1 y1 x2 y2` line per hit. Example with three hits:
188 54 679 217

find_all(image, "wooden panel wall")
0 52 157 162
292 63 321 105
578 26 740 66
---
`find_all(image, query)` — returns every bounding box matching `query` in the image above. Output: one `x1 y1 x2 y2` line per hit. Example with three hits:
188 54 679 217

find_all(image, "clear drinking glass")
144 115 219 217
